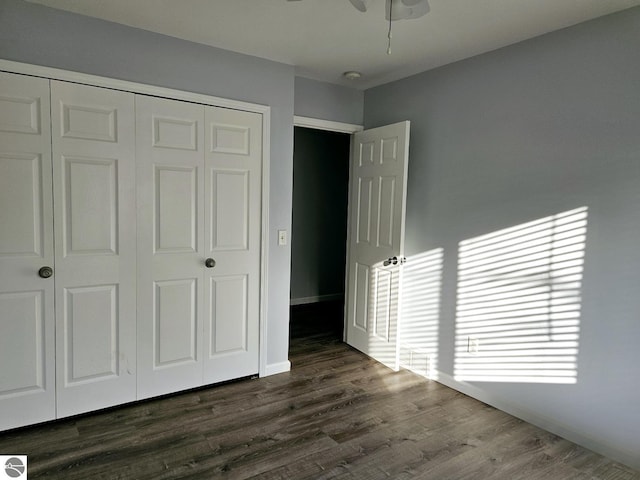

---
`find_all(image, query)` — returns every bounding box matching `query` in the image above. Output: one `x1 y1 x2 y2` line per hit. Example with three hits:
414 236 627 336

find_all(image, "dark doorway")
290 127 350 342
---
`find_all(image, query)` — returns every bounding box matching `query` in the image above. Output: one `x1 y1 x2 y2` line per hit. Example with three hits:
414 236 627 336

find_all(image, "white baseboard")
434 371 640 471
290 294 344 306
262 360 291 377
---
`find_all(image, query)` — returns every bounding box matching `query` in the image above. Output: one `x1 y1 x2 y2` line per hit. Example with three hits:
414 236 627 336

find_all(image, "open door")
345 121 410 370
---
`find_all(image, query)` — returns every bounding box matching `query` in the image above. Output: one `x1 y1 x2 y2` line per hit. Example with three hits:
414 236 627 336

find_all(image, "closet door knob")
205 258 216 268
38 266 53 278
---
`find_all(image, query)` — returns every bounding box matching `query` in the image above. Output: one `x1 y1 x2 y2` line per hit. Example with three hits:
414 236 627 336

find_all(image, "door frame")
0 59 273 378
293 116 363 135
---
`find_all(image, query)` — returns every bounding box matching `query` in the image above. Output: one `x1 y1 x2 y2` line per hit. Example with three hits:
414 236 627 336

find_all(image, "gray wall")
364 7 640 468
294 76 364 125
291 128 350 304
0 0 294 371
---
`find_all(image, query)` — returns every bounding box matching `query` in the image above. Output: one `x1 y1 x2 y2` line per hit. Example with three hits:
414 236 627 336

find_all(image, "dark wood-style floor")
0 301 638 479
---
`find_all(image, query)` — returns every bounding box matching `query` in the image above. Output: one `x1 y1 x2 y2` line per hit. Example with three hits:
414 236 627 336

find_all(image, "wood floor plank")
0 302 637 479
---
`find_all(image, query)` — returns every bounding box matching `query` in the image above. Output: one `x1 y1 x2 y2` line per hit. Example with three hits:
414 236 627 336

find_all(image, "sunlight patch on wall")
454 207 588 384
399 249 444 379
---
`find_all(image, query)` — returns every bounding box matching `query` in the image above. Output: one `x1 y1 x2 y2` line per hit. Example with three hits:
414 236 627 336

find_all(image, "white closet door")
203 107 261 383
136 96 205 399
0 72 56 430
51 81 137 417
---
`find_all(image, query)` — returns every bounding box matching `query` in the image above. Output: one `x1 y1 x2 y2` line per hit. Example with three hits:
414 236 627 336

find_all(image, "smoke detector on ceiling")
343 71 362 80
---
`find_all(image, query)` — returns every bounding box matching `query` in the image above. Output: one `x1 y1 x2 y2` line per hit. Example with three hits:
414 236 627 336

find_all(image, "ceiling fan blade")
349 0 369 13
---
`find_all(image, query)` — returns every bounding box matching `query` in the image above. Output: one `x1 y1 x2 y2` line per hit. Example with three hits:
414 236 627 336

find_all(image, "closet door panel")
154 278 198 365
51 81 136 418
64 285 119 382
0 72 55 430
203 107 261 384
137 96 205 399
155 165 198 252
62 157 118 254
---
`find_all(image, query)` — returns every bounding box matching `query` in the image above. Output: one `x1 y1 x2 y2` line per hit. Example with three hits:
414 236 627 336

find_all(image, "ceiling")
27 0 640 90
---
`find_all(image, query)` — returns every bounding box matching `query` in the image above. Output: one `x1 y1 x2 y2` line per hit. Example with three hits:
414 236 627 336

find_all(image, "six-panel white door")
0 72 56 430
203 107 261 384
136 96 206 399
50 80 137 418
345 121 410 370
136 96 262 398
